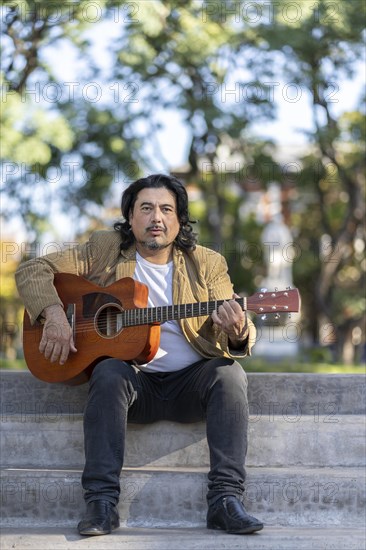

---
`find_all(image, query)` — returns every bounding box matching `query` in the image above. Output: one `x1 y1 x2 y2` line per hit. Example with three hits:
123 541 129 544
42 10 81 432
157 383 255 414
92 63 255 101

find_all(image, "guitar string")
63 298 247 333
50 293 296 334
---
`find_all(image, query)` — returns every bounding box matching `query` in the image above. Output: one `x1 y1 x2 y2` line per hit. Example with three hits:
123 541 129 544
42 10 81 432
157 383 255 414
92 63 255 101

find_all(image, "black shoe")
77 500 120 536
207 495 264 534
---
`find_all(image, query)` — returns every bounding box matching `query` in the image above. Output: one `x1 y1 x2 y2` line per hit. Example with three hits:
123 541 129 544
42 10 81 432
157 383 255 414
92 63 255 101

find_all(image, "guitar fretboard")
120 297 246 327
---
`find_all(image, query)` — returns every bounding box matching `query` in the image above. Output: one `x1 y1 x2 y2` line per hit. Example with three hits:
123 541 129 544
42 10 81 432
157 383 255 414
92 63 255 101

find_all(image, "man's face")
129 187 180 253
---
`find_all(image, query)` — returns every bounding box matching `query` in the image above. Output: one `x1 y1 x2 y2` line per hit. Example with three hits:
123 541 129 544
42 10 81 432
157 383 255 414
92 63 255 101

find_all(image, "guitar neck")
121 297 246 327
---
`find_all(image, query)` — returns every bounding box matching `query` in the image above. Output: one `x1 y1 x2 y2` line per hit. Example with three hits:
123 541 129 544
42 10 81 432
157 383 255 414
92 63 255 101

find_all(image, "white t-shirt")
133 252 203 372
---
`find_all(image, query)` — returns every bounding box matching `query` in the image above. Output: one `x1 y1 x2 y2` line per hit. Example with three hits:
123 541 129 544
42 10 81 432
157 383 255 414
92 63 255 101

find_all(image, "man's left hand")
211 293 249 348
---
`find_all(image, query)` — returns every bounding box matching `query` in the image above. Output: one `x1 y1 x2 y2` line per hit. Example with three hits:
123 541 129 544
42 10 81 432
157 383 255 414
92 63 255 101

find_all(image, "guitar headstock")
247 288 301 315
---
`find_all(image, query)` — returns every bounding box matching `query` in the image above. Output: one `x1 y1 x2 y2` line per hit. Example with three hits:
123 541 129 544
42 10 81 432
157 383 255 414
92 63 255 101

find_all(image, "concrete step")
1 526 365 550
1 466 365 528
1 370 365 415
2 415 365 469
2 371 364 536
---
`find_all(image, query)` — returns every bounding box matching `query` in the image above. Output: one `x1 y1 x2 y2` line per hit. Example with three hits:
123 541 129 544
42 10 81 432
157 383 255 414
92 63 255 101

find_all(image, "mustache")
146 225 166 231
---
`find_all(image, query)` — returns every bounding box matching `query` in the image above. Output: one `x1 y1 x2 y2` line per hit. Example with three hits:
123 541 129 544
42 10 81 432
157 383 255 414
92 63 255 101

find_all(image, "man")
15 173 263 536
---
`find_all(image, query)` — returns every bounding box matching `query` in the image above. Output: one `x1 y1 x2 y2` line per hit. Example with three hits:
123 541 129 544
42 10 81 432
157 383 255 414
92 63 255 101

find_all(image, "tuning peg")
286 286 291 290
274 313 280 320
274 287 278 291
288 313 292 319
260 287 268 293
261 314 267 321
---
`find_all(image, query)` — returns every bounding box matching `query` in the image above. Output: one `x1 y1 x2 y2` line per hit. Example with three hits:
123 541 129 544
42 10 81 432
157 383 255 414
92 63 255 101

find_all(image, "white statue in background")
261 183 294 290
255 183 299 357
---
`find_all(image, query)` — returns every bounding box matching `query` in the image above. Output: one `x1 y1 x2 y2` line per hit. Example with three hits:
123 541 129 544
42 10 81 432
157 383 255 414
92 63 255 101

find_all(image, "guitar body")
23 274 161 385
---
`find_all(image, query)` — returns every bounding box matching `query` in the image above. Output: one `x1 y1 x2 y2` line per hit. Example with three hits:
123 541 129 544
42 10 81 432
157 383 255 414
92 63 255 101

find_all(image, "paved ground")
1 526 365 550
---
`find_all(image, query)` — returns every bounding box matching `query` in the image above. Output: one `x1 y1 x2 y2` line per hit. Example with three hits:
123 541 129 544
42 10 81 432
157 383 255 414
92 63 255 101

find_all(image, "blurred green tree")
249 0 365 362
1 0 141 238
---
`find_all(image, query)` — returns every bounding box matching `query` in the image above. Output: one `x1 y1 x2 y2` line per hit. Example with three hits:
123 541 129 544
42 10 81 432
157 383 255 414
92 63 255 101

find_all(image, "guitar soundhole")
95 303 124 338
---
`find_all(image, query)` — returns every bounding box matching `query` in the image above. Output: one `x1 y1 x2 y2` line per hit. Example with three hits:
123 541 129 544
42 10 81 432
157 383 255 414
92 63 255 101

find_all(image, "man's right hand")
39 304 77 365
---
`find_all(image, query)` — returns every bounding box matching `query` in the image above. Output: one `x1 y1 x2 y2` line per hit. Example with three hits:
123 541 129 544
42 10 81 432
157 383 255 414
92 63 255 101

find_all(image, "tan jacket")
15 230 256 359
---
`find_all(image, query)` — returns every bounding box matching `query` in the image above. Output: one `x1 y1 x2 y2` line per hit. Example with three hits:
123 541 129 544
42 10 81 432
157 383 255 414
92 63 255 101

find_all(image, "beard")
138 239 171 251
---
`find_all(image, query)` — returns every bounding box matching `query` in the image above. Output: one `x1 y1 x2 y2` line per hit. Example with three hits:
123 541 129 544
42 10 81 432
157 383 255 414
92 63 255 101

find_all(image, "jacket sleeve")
15 231 118 324
204 250 256 358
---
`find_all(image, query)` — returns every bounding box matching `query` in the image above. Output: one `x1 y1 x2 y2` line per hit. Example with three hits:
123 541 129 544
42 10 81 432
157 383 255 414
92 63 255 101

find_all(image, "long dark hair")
114 174 197 251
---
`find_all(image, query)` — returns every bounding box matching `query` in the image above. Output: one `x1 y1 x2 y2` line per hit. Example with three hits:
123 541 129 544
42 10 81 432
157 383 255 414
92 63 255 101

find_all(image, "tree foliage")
251 0 365 361
1 0 365 362
1 0 141 236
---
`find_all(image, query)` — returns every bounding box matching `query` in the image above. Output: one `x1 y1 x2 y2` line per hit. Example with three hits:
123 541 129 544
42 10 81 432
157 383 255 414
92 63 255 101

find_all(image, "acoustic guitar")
22 273 301 385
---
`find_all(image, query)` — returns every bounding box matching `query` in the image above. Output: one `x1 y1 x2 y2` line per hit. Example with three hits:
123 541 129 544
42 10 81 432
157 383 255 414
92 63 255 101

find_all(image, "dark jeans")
81 357 249 507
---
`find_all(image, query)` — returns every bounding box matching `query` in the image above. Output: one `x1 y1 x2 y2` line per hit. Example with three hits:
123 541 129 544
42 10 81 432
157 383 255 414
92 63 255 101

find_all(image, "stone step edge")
2 371 365 417
2 467 364 530
2 465 364 474
2 413 365 423
3 411 365 469
1 525 366 550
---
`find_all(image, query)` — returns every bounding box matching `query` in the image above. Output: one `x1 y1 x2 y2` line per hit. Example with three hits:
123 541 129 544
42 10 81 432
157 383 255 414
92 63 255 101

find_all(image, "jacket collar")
120 243 137 261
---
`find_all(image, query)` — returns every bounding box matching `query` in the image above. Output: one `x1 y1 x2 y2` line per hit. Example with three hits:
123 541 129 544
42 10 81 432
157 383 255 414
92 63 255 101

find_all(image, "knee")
90 359 135 389
214 360 247 386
